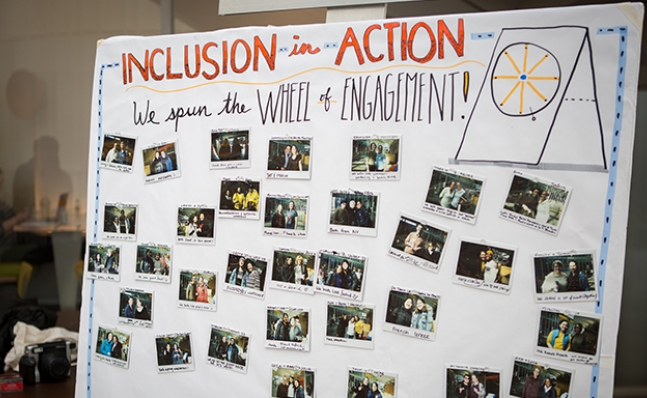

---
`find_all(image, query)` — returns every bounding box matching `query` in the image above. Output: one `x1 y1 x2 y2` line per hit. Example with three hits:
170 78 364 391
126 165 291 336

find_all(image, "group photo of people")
95 326 130 364
533 254 595 294
178 270 215 303
350 137 399 173
208 327 248 366
103 204 136 235
267 139 311 172
155 333 193 367
385 290 437 333
503 174 569 226
326 305 373 340
390 216 448 264
425 169 483 215
142 142 179 176
176 207 215 238
264 197 308 230
446 368 500 398
266 309 309 344
347 370 396 398
211 130 249 162
537 310 599 356
101 135 135 166
509 360 572 398
271 250 316 286
271 367 314 398
219 180 261 212
135 244 171 276
87 244 120 274
456 241 515 286
316 254 365 293
119 290 152 322
225 254 267 292
329 192 378 229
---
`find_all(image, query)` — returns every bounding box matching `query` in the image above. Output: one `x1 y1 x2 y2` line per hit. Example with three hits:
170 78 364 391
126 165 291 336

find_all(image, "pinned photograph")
388 213 450 273
94 325 131 369
350 135 401 180
142 140 181 183
224 252 268 299
423 166 485 224
328 190 380 237
315 251 367 301
100 134 136 172
325 302 375 349
271 364 316 398
347 367 397 398
134 243 171 283
102 202 137 241
87 243 121 282
266 306 311 352
207 325 250 374
270 248 317 294
178 270 217 311
533 251 597 302
155 332 194 373
263 195 309 238
535 307 602 365
118 287 153 328
218 178 261 219
266 137 312 179
446 365 501 398
176 205 216 245
501 170 572 235
509 356 574 398
210 128 250 169
383 286 439 341
454 238 517 294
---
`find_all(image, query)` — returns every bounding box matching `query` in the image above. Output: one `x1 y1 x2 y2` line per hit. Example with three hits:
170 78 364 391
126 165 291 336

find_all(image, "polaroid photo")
102 202 137 241
100 134 136 173
176 205 216 245
453 238 517 294
501 170 572 235
155 332 194 373
142 140 181 184
446 364 502 398
87 243 121 282
347 367 397 398
263 194 309 238
423 166 485 224
509 356 575 398
224 251 268 299
218 178 261 219
383 286 440 341
325 301 375 349
118 287 153 328
350 135 401 181
94 325 132 369
134 243 172 283
533 251 597 303
266 306 311 352
315 251 367 301
207 324 250 374
388 213 450 273
210 128 250 169
328 190 380 237
271 364 316 398
266 137 312 179
178 270 217 311
269 248 317 294
535 307 602 365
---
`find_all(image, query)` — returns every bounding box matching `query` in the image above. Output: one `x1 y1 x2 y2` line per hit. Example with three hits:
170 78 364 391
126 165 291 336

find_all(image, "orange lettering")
166 47 182 79
335 27 364 66
231 39 251 74
363 24 383 63
201 42 220 80
383 22 399 61
438 19 464 59
253 34 276 71
149 48 164 81
127 51 149 83
407 22 436 63
184 45 201 79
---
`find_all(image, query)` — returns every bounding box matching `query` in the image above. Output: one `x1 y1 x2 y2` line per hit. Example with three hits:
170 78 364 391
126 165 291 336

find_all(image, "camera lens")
39 354 71 382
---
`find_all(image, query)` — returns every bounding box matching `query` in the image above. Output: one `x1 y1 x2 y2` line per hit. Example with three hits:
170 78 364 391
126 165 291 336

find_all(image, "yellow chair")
0 261 34 298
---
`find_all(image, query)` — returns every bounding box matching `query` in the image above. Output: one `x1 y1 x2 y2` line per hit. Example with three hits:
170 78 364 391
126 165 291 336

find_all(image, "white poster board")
77 3 643 397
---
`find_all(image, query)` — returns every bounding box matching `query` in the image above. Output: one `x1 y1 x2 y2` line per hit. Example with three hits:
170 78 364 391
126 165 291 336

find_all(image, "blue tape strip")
470 32 495 40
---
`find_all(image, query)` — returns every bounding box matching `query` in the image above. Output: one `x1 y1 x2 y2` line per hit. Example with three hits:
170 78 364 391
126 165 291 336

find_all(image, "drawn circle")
490 42 561 117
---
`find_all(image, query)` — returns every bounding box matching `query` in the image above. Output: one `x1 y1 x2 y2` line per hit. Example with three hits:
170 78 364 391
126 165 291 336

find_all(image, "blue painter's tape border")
470 32 495 40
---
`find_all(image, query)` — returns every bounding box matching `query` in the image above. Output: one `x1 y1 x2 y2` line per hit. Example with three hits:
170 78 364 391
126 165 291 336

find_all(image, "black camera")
19 340 75 384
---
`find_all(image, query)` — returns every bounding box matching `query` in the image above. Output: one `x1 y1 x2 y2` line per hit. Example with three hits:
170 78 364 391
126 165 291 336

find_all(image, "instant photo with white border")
100 133 136 173
266 136 313 180
118 287 154 328
269 247 317 295
87 243 121 282
218 177 262 219
223 251 268 299
102 202 138 242
155 332 195 373
134 243 172 284
94 324 132 369
387 213 451 273
453 238 517 294
178 269 217 312
324 301 375 350
350 135 401 181
445 364 502 398
206 324 250 374
500 170 572 236
328 189 380 237
346 366 397 398
535 307 602 365
210 128 251 170
270 364 316 398
509 356 575 398
315 250 367 301
266 306 311 352
382 286 440 341
533 250 598 303
263 194 310 238
142 140 182 184
422 166 486 225
176 204 216 245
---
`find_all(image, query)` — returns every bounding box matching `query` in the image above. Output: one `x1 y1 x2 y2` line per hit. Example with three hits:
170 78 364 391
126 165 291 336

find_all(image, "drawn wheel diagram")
491 42 561 117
